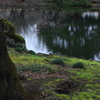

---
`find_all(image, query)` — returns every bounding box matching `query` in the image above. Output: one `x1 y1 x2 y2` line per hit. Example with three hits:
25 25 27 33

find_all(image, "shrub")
27 50 35 55
15 43 27 52
51 59 65 66
15 47 22 53
72 62 85 69
64 0 92 7
22 48 27 52
16 43 23 48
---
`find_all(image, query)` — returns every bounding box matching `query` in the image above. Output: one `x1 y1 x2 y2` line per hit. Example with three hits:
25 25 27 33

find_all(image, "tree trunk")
0 18 26 100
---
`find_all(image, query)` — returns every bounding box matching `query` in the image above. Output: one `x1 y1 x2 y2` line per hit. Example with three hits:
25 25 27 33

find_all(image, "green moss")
12 33 25 43
27 78 33 81
8 47 100 100
54 93 70 100
6 55 26 98
3 18 15 28
3 18 16 36
2 18 25 44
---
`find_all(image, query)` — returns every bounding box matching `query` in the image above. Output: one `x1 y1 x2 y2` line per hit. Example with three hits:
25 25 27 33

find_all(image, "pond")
1 8 100 61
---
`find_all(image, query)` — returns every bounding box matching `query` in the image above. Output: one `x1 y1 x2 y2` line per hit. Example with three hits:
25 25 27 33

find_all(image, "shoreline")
0 2 100 9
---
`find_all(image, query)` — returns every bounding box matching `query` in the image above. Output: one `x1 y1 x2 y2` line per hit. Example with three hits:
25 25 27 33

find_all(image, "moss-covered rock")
12 33 25 43
2 18 25 44
2 18 16 36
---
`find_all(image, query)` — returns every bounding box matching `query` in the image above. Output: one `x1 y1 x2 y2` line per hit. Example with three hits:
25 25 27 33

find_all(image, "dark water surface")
1 8 100 61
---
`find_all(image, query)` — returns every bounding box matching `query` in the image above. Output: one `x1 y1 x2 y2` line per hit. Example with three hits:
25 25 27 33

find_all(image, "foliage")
15 43 27 53
51 58 65 66
27 50 35 55
72 62 85 69
15 47 22 53
63 0 92 7
22 48 27 52
17 64 55 73
3 18 16 36
16 43 23 48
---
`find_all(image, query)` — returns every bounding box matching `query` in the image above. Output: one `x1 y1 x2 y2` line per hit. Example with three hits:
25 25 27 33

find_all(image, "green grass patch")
8 47 100 100
17 64 56 73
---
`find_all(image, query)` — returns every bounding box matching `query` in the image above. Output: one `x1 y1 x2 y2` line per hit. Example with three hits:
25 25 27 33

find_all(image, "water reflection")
1 9 100 60
21 24 52 54
82 12 98 19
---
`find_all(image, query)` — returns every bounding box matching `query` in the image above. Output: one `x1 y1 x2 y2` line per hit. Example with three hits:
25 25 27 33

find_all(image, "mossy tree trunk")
0 19 26 100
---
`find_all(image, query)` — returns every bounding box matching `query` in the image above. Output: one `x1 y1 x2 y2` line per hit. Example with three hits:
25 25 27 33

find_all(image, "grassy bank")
8 47 100 100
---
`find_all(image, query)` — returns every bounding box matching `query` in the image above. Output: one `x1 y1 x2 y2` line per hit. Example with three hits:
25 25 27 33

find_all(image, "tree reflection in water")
1 9 100 60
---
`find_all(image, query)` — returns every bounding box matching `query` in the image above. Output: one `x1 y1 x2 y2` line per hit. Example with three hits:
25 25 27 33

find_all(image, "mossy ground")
8 47 100 100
